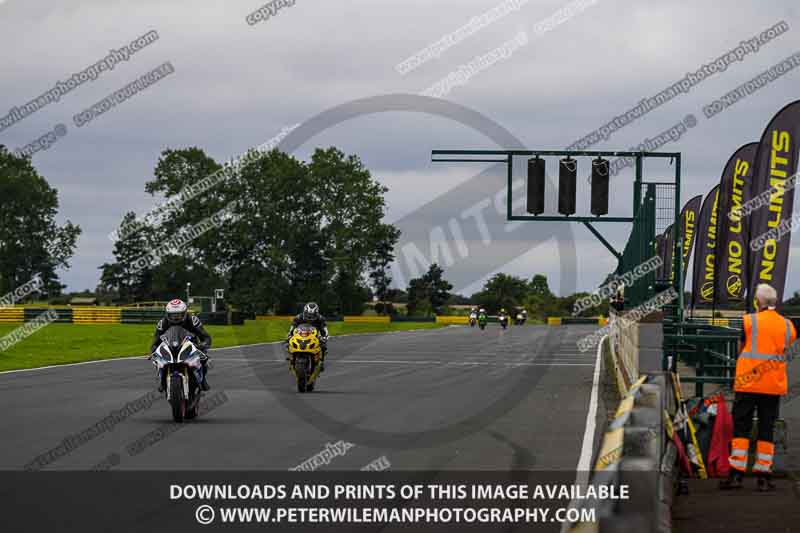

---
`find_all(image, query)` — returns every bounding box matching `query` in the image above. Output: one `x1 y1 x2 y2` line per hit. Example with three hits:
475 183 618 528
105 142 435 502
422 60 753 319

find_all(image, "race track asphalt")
0 324 606 473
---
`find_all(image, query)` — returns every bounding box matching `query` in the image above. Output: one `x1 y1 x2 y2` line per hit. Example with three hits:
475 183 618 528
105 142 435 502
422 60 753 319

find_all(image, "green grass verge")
0 320 443 372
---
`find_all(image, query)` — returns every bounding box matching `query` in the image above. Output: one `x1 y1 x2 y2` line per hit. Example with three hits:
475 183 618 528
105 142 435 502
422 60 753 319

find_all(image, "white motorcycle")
150 325 205 422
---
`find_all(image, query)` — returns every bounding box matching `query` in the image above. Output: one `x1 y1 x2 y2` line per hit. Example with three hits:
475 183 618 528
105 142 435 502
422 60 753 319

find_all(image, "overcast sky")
1 0 799 297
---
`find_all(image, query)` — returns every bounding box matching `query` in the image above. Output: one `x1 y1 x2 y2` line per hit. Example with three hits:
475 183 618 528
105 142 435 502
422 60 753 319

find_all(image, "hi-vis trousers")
729 392 779 474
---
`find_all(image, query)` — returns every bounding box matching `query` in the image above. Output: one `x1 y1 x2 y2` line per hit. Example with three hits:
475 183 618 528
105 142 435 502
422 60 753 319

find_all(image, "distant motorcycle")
498 313 509 330
478 313 488 330
469 312 477 327
150 325 205 422
515 312 526 326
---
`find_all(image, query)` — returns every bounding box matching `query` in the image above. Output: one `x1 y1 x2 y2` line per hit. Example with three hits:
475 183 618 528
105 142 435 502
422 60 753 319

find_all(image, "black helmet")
302 302 320 321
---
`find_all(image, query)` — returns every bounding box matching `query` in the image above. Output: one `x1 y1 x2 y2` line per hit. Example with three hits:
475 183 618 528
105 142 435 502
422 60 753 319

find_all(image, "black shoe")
719 473 743 490
200 378 210 391
158 382 165 393
757 475 776 492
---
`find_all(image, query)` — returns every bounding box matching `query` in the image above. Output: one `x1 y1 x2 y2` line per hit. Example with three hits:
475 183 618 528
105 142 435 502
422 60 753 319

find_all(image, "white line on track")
0 355 141 375
564 332 604 533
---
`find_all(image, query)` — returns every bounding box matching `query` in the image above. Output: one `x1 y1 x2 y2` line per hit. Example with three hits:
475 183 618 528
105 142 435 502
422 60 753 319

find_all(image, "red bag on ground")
706 394 733 478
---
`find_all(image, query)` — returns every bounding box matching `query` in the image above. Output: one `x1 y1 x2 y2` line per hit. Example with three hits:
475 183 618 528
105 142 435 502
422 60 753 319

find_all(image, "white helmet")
302 302 320 322
166 299 188 324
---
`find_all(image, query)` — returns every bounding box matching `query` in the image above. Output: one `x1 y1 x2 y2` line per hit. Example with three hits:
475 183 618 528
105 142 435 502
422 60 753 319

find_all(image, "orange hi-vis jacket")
735 310 797 395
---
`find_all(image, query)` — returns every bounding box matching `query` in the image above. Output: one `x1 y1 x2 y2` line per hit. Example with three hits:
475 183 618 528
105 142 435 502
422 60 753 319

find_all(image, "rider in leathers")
287 302 329 371
150 299 212 391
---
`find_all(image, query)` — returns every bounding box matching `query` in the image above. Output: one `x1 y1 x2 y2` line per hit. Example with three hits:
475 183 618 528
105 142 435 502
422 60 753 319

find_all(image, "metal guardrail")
566 336 668 532
547 317 607 326
663 319 739 397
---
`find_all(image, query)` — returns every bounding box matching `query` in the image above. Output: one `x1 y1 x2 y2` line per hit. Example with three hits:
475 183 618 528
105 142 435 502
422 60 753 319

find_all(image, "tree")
529 274 552 298
0 147 80 298
369 235 398 314
406 277 432 317
524 274 564 321
99 212 156 303
406 263 452 316
385 288 407 303
308 148 399 314
474 273 528 312
118 145 400 315
446 293 472 305
424 263 452 313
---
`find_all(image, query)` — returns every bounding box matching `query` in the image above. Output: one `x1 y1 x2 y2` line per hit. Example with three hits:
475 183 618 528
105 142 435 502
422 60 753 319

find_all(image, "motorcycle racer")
287 302 330 371
149 299 212 392
498 308 510 329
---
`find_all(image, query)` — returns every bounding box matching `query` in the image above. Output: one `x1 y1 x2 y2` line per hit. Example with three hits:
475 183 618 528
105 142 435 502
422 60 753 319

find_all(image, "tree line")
393 264 606 321
0 143 608 320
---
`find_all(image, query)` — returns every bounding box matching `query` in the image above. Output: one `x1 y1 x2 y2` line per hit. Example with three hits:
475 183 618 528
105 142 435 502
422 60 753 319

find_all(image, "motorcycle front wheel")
169 376 185 423
295 356 309 393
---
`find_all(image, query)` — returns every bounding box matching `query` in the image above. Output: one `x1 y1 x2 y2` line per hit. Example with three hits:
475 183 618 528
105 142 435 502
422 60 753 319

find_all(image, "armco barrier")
566 337 671 533
390 315 436 323
255 315 294 321
343 315 390 324
24 308 72 323
0 307 24 323
563 317 603 325
121 308 163 324
3 307 252 325
608 311 639 397
72 307 121 324
197 311 252 325
435 315 469 325
548 317 606 326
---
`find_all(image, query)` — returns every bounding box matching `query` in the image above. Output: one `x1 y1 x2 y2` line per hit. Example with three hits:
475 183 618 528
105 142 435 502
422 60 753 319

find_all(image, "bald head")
755 283 777 310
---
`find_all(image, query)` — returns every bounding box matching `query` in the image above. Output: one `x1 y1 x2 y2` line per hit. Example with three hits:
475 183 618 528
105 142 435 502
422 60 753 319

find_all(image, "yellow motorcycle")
287 324 323 393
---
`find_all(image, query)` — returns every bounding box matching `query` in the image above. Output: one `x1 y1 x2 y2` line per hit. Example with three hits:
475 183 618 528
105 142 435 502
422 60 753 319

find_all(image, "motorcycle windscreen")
161 326 191 357
296 324 316 336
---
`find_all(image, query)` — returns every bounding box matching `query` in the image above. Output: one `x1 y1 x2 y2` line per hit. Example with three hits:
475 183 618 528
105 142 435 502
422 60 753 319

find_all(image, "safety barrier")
435 315 469 325
548 317 607 326
256 315 294 321
608 310 639 395
567 359 669 532
390 315 436 323
24 308 72 323
0 307 24 323
120 308 163 324
72 307 122 324
343 315 390 324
